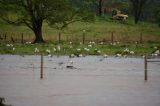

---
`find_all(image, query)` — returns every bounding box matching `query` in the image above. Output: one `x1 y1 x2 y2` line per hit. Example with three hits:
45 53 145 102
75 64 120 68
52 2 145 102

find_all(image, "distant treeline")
69 0 160 24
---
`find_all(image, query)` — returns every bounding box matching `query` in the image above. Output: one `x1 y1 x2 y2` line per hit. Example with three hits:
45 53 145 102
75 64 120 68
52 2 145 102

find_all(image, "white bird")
130 51 135 55
155 50 159 54
46 49 51 53
116 53 122 57
69 42 72 44
142 55 145 58
57 45 61 51
80 42 82 45
88 44 92 48
53 48 56 52
69 54 75 58
154 46 158 49
77 48 81 52
12 48 15 51
103 54 108 58
124 48 129 53
48 54 52 57
78 54 83 57
97 50 101 54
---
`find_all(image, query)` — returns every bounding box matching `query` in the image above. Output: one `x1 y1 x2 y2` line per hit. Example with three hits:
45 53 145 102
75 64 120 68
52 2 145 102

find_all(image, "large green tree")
0 0 94 43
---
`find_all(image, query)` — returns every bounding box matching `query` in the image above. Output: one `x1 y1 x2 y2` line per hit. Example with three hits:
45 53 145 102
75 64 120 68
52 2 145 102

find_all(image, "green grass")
0 17 160 56
0 17 160 43
0 40 159 56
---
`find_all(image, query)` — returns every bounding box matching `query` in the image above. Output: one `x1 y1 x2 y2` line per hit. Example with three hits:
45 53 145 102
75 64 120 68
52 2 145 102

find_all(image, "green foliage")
154 6 160 27
106 1 130 14
0 0 95 43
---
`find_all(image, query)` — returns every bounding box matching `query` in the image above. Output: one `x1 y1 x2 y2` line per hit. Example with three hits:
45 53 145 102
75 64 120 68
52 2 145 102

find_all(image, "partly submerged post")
144 56 147 81
40 53 44 79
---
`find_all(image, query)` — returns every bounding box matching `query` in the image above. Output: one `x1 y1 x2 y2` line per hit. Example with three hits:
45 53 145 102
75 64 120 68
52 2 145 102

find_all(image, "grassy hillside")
0 17 160 56
0 17 160 43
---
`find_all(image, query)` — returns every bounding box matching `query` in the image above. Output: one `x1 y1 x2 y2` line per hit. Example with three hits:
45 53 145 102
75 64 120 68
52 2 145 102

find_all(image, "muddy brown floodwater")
0 55 160 106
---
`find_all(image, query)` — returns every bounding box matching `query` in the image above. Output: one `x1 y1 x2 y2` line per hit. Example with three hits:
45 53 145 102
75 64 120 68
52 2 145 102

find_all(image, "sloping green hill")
0 17 160 42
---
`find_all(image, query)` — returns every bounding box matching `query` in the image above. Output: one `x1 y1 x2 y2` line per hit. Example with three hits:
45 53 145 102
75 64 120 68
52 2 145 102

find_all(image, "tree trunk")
131 0 147 24
33 30 44 43
98 0 102 16
32 20 45 43
135 14 139 24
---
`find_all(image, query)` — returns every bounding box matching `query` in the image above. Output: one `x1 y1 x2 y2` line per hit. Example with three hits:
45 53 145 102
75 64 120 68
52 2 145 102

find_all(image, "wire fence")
0 32 160 43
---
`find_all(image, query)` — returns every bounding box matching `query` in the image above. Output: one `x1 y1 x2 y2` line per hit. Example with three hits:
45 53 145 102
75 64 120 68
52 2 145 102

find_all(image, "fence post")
4 33 7 40
58 32 61 43
140 32 143 43
144 56 147 81
111 32 114 44
21 33 24 43
66 35 68 42
11 36 14 43
40 53 44 79
83 30 86 44
0 35 2 40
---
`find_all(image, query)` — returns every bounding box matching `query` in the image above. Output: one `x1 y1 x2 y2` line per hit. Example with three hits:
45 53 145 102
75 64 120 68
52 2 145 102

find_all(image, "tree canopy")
0 0 95 43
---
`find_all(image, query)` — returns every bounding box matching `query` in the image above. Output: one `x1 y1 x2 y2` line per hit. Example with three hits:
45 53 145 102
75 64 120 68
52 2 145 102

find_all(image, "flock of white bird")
5 42 160 59
4 42 160 69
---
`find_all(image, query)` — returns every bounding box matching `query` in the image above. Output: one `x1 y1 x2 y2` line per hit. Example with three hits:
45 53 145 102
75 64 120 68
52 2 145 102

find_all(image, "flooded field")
0 55 160 106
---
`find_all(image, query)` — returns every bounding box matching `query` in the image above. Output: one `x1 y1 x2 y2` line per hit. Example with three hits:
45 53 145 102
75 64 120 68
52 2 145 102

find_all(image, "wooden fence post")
21 33 24 43
140 32 143 43
111 32 114 44
11 36 14 43
66 35 68 42
4 33 7 40
40 53 44 79
0 35 2 40
58 32 61 43
144 56 147 81
83 30 85 44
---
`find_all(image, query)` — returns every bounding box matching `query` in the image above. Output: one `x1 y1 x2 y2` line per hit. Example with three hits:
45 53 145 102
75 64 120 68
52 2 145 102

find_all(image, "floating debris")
66 60 76 69
58 62 64 66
